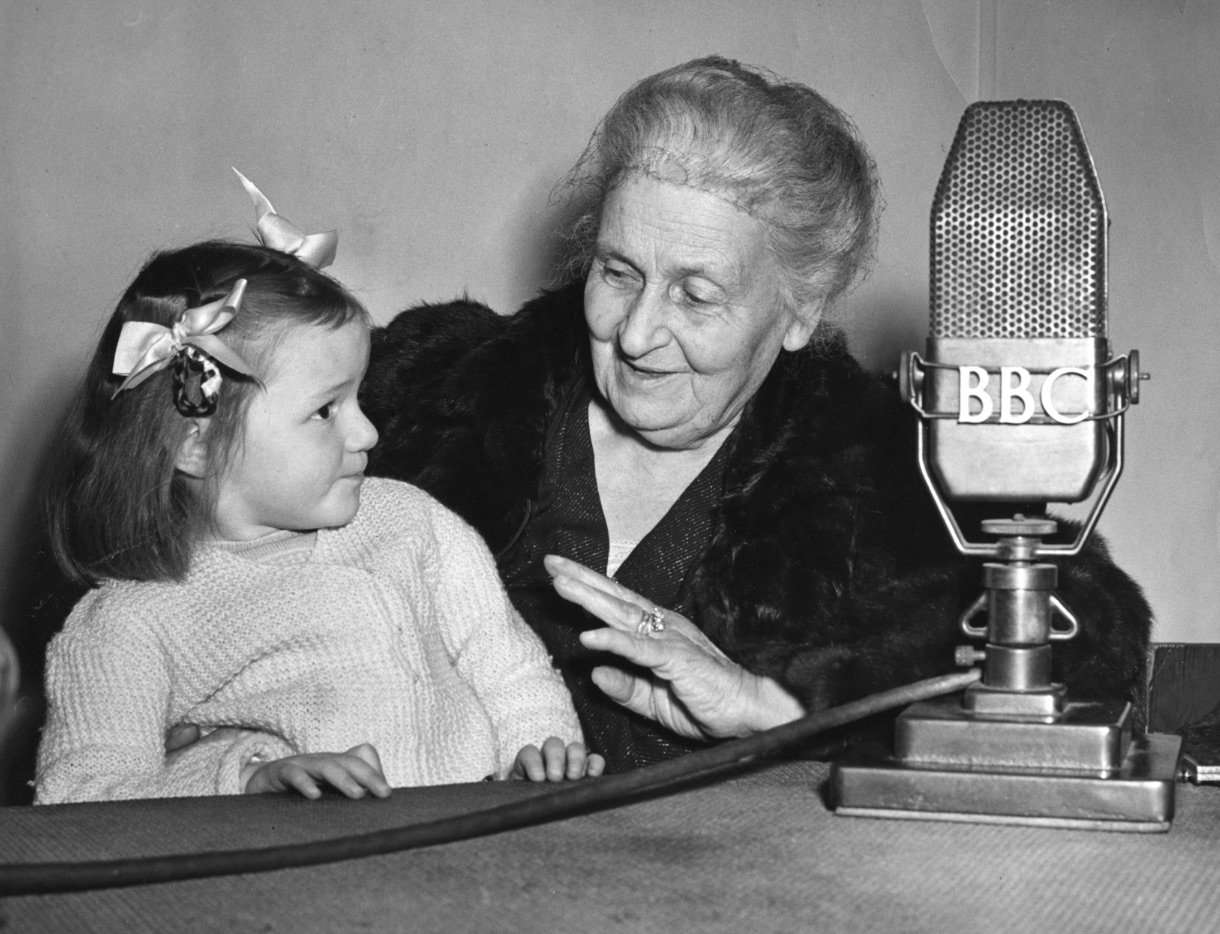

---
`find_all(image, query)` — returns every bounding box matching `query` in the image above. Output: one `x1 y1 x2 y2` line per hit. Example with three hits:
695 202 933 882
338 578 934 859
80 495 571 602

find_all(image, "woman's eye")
674 283 716 308
601 262 637 287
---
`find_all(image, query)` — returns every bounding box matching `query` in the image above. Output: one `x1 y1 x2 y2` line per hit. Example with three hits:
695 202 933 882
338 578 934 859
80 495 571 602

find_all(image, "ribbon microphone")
832 100 1181 830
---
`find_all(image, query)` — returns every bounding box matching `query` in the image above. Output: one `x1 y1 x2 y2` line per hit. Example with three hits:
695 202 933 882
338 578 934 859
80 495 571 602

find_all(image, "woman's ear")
781 299 824 352
174 419 212 479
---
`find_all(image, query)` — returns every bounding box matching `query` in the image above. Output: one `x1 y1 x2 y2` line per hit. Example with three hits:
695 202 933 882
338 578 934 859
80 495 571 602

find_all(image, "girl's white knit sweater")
36 478 581 803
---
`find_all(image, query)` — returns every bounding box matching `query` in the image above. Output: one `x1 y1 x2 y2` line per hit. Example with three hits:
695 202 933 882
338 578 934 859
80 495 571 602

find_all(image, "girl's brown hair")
47 240 367 585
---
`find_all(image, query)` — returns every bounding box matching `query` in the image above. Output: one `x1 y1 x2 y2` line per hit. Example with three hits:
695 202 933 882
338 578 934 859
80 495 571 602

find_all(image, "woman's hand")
509 736 605 782
242 743 392 800
544 555 805 740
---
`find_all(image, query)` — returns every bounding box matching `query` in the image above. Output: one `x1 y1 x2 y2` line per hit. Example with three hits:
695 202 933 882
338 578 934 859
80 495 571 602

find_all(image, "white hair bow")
111 278 253 399
233 168 338 269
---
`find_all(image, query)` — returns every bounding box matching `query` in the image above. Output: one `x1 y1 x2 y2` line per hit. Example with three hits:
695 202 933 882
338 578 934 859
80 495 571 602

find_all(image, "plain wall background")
2 1 1217 657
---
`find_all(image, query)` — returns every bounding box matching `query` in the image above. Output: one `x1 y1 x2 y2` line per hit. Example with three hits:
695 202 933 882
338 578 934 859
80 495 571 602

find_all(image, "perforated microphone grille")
930 100 1106 339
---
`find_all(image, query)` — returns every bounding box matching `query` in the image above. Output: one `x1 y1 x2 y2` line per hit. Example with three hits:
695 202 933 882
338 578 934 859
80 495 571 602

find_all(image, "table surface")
1 760 1217 934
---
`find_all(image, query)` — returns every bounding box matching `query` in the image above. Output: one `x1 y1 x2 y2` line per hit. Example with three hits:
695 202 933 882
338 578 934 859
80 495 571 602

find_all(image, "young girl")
36 195 601 803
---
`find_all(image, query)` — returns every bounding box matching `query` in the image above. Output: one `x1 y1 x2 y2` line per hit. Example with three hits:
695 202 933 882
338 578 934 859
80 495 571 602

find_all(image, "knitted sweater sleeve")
35 591 292 803
425 501 583 777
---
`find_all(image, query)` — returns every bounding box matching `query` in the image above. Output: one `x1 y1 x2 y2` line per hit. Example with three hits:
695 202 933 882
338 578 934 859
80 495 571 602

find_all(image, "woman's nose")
616 288 669 358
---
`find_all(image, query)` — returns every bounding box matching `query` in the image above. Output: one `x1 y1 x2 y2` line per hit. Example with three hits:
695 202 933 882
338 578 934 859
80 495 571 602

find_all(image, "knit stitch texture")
36 478 581 803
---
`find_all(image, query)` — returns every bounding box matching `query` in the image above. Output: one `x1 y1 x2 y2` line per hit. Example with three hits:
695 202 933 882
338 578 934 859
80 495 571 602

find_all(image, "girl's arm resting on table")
36 626 215 802
241 743 391 799
36 626 302 802
430 507 586 776
166 728 390 799
164 728 298 795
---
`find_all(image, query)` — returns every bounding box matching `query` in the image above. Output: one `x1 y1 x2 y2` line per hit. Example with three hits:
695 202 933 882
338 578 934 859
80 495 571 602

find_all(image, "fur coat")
362 281 1152 764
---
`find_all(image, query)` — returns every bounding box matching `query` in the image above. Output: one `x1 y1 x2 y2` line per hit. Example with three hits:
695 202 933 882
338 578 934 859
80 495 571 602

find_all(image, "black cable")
0 670 979 896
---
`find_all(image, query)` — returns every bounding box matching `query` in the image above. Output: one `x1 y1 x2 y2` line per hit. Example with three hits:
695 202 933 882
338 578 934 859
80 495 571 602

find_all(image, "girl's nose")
349 405 379 452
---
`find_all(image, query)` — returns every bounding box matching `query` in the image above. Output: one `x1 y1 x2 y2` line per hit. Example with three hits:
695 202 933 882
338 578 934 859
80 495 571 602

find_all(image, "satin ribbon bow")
111 278 253 399
233 168 338 269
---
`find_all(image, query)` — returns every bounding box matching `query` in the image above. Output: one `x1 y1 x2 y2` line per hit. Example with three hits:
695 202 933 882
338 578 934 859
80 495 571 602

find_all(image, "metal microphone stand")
830 351 1181 831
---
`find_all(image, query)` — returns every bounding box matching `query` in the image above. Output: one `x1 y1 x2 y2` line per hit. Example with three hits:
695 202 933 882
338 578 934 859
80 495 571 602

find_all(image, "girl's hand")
165 722 202 752
509 737 606 781
544 554 805 740
242 743 392 799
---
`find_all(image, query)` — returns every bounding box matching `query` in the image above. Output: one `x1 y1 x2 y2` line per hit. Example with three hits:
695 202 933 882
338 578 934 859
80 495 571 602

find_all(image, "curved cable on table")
0 670 980 896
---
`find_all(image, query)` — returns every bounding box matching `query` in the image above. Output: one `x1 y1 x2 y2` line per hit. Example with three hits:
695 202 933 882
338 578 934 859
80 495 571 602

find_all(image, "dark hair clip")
172 346 222 417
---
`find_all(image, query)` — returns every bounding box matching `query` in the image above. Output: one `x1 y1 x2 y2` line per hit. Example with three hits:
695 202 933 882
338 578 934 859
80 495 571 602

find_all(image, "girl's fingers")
515 740 603 781
346 742 384 775
541 736 567 781
281 764 323 799
514 744 544 781
585 753 606 778
563 743 587 780
341 746 391 797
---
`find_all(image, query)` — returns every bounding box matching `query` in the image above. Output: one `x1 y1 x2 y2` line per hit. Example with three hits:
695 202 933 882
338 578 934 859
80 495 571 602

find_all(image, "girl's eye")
314 403 335 421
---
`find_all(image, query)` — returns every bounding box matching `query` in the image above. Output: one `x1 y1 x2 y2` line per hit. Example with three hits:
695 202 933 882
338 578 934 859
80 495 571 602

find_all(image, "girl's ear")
175 419 212 479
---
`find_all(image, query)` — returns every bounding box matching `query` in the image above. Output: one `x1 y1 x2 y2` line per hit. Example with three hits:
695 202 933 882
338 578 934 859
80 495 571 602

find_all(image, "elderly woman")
362 57 1150 770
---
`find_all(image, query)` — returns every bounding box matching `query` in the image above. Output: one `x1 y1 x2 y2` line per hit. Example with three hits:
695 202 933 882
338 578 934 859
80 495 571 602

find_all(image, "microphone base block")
830 695 1181 832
